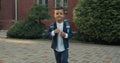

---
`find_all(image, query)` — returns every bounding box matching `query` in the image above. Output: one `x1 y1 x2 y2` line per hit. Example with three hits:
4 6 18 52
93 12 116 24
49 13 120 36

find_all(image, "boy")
47 7 73 63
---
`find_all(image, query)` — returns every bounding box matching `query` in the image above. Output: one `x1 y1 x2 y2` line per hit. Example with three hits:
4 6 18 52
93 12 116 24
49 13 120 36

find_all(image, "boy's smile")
54 9 65 23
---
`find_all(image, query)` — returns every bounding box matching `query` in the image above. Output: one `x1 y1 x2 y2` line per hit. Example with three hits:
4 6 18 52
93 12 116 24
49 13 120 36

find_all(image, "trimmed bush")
7 4 50 39
27 4 50 21
7 20 45 39
73 0 120 43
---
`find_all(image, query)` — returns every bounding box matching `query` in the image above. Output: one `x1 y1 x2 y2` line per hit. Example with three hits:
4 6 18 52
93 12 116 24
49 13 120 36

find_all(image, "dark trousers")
54 49 68 63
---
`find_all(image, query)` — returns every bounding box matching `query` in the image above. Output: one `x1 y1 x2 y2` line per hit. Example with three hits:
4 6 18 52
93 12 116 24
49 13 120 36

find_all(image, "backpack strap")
50 22 56 30
64 19 70 33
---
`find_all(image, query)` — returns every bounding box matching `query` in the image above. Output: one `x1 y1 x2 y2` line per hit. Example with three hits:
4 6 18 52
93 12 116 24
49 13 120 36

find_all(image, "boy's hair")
54 7 65 13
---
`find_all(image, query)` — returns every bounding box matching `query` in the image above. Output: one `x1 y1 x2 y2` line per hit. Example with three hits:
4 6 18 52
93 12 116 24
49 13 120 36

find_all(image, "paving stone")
0 31 120 63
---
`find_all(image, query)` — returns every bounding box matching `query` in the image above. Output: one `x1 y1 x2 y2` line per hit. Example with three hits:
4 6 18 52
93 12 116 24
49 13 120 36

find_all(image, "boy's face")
54 9 65 23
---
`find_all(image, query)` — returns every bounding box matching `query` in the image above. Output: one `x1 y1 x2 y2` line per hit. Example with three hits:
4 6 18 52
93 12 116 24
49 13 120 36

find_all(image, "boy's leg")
61 49 69 63
54 50 61 63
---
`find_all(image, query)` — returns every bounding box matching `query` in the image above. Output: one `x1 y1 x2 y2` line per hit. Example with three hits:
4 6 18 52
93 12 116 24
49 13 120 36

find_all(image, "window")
39 0 42 4
45 0 48 6
36 0 48 6
55 0 68 13
63 0 67 9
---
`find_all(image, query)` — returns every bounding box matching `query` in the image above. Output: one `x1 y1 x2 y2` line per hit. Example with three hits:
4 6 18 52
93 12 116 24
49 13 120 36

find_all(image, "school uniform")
47 19 73 63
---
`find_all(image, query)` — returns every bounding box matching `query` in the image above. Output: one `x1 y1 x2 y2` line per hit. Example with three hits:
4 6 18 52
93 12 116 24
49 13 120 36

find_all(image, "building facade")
0 0 78 31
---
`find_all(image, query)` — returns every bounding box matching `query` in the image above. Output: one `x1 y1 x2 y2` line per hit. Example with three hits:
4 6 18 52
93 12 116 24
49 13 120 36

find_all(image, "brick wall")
18 0 36 20
67 0 78 31
0 0 15 29
0 0 78 31
0 0 14 20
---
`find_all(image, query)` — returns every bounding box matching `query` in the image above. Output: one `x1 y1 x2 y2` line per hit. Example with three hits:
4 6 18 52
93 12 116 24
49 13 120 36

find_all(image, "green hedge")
27 4 50 21
73 0 120 43
7 4 49 39
7 20 45 39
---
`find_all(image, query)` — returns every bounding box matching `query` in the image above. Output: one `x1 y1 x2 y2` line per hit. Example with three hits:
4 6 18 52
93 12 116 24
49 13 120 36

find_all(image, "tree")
7 4 50 39
73 0 120 43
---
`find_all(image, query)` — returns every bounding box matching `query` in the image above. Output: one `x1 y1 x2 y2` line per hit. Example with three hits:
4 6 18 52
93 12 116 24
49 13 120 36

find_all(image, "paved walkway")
0 30 7 38
0 30 120 63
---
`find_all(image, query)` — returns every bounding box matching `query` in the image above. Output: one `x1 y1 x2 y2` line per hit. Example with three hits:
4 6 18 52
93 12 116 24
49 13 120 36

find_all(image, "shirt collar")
56 21 63 25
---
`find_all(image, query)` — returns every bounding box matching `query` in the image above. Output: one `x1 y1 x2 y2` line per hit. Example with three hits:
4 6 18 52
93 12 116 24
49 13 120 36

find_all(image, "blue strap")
64 19 70 33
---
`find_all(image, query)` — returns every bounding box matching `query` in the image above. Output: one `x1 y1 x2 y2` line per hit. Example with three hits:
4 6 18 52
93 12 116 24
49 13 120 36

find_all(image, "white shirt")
51 22 68 52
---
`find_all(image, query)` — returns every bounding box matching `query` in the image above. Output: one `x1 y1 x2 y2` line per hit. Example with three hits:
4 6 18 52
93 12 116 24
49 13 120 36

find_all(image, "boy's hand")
54 29 60 34
61 32 66 37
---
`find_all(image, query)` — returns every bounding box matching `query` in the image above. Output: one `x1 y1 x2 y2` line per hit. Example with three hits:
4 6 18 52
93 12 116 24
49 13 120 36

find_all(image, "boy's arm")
51 30 55 36
61 26 73 39
46 25 55 38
